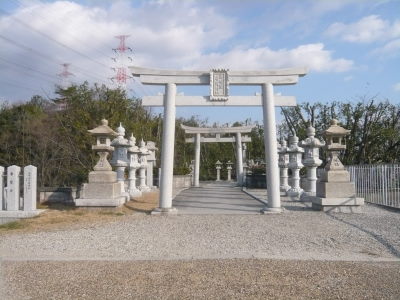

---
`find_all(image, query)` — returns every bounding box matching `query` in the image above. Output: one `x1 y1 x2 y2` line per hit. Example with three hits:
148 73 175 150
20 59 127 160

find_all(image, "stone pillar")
300 126 324 200
23 165 37 211
158 83 177 212
189 160 195 186
242 143 247 186
287 135 304 200
128 134 141 198
138 139 150 192
278 139 290 195
146 141 158 189
226 161 233 181
6 165 20 211
235 132 243 186
261 83 282 213
215 160 222 181
0 166 4 210
111 123 130 194
194 133 201 187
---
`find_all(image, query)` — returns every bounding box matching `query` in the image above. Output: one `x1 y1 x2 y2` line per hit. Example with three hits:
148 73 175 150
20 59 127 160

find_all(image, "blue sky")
0 0 399 125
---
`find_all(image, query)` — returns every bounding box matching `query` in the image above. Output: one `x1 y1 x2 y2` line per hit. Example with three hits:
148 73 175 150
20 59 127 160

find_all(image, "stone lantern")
111 123 130 194
127 134 141 198
311 119 364 212
242 143 248 185
138 139 150 192
278 138 290 196
299 126 325 200
287 135 304 200
75 119 127 207
146 141 158 189
226 160 233 181
215 160 222 181
189 160 195 186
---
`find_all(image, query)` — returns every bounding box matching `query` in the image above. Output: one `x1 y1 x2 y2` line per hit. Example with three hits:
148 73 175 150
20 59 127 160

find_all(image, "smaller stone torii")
181 124 255 186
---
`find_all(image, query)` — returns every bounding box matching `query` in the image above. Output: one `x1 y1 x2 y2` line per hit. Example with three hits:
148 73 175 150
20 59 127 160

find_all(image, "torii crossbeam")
181 124 255 186
130 66 308 214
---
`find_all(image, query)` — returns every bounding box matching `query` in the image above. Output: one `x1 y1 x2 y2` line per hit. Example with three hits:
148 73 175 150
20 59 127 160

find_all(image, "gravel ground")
0 189 399 299
0 202 399 262
2 259 400 299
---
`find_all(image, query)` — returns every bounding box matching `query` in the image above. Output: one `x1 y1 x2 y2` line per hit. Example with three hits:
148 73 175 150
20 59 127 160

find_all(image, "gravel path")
1 202 399 262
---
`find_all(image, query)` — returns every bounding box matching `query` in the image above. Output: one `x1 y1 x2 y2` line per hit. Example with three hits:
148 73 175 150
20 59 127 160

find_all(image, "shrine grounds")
1 188 399 299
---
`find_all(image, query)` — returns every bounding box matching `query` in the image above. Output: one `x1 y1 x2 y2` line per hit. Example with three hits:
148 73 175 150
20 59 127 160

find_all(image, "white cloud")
372 38 400 57
0 0 354 102
393 82 400 91
325 15 400 43
187 43 353 72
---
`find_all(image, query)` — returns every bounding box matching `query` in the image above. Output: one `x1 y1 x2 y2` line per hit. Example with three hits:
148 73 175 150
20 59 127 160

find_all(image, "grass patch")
0 221 26 230
0 191 159 234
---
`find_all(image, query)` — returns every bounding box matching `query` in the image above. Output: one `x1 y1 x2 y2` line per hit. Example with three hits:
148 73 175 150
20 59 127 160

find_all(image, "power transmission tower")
58 63 74 89
110 35 133 91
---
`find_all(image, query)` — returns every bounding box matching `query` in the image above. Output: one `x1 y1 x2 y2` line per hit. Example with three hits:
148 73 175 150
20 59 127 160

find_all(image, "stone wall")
39 187 79 205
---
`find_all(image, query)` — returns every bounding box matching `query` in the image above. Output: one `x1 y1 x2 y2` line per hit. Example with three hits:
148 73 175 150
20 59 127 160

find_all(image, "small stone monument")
75 119 127 207
215 160 222 181
300 126 325 201
110 123 130 197
127 134 142 198
287 135 304 200
138 139 150 192
0 165 44 223
189 160 195 186
226 160 233 181
311 119 364 212
146 141 158 189
278 139 290 196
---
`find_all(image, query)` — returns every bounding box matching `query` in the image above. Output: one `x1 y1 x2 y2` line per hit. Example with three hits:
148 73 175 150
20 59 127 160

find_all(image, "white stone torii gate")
181 124 255 186
130 66 307 214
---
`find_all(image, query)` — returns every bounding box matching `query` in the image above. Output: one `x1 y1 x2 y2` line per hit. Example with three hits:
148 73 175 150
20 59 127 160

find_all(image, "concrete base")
287 188 303 201
151 207 178 215
311 197 364 213
0 209 46 225
260 207 284 214
317 181 355 198
300 192 315 202
75 196 127 207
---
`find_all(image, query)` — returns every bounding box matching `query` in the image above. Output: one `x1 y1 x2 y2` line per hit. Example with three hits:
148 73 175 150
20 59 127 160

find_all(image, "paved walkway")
173 182 264 214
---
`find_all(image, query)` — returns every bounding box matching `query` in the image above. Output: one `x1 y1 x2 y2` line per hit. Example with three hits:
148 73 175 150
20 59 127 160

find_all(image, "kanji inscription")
210 69 229 101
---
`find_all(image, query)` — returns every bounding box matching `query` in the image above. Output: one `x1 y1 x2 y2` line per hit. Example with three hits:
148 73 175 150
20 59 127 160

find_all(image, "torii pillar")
181 125 254 187
130 66 308 214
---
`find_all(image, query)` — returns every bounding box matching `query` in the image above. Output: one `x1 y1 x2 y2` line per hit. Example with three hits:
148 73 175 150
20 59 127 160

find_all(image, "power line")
0 8 110 69
0 34 108 84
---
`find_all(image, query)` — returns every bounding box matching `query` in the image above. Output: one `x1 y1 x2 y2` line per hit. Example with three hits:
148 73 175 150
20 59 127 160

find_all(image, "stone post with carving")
0 166 4 210
127 134 142 198
226 161 233 181
146 141 158 189
23 165 37 211
278 139 290 196
215 160 222 181
138 139 150 192
287 135 304 200
300 126 325 200
111 123 130 194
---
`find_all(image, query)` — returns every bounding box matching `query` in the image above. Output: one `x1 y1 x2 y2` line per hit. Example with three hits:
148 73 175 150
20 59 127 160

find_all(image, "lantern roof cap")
88 119 118 136
325 119 350 136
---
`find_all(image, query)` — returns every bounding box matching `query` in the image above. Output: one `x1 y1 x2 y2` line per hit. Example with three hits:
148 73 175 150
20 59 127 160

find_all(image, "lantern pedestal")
310 120 364 213
75 119 128 207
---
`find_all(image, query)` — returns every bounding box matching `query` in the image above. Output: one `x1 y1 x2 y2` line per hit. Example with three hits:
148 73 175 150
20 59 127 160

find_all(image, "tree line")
0 83 398 187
